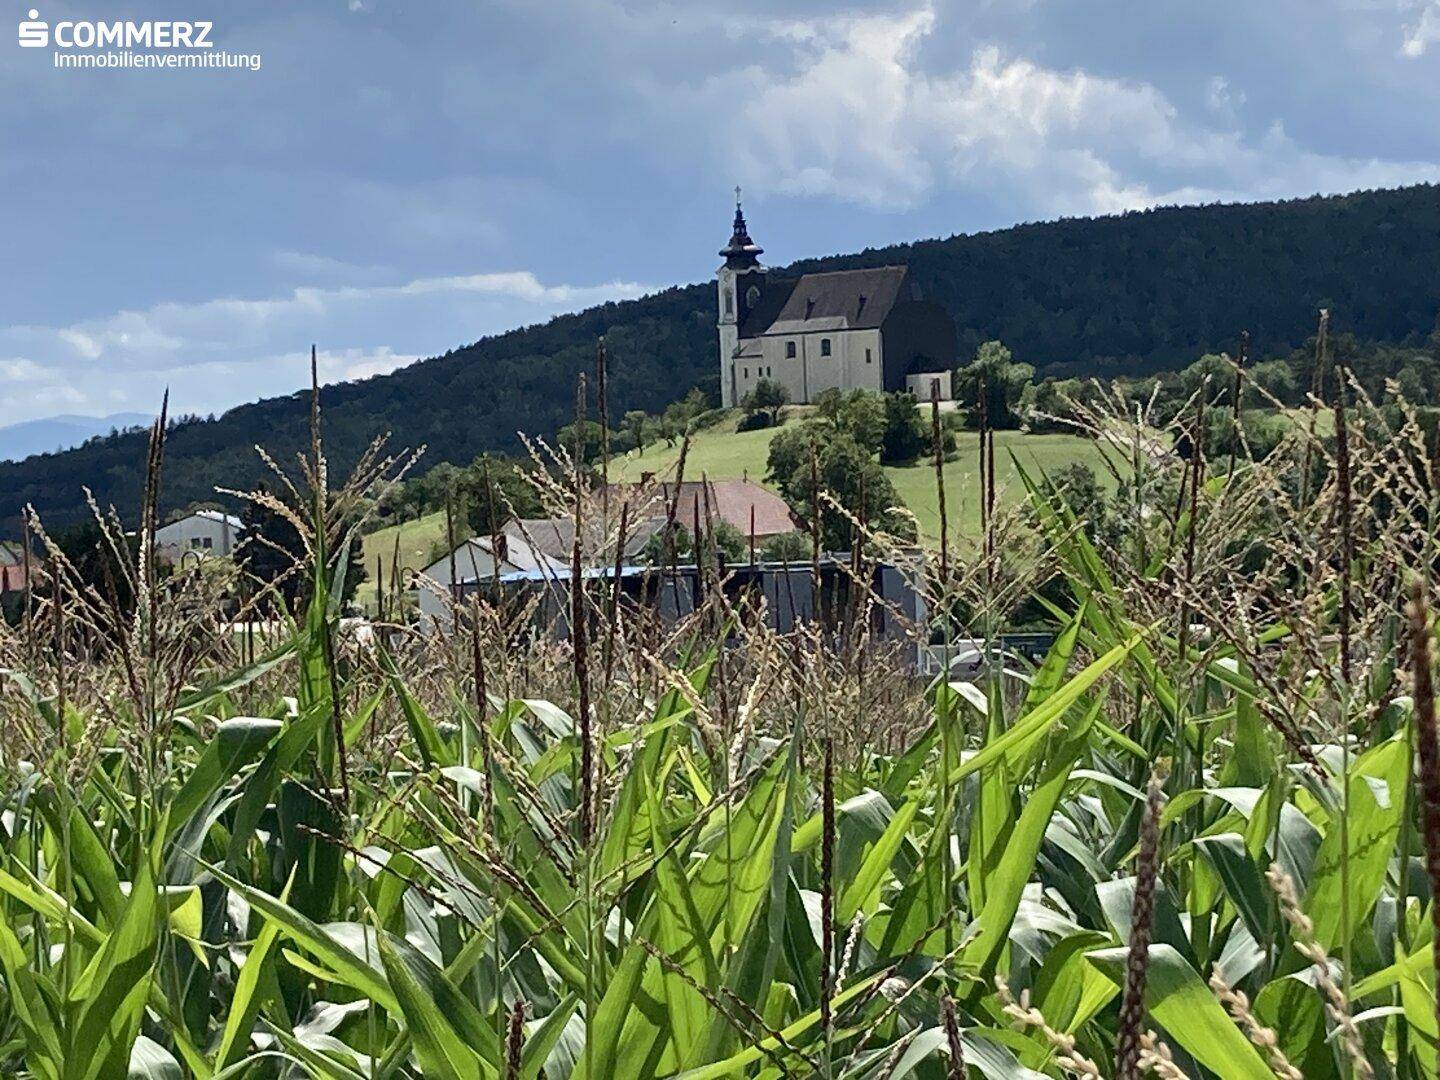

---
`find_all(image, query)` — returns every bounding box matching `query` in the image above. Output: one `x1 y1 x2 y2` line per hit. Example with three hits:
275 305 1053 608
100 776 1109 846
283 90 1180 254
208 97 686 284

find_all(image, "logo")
18 9 46 47
15 8 259 72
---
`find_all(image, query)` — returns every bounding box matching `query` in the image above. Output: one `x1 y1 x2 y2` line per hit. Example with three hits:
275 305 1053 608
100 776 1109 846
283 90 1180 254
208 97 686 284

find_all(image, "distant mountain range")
0 412 151 464
4 183 1440 534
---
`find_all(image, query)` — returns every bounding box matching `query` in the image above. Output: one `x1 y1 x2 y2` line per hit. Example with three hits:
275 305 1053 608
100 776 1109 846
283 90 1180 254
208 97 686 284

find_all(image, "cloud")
1403 2 1440 55
710 5 1440 215
1207 75 1245 113
0 359 47 382
0 270 653 424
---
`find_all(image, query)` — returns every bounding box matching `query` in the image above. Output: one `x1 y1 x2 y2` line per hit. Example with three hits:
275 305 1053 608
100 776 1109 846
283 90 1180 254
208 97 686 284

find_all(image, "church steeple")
720 186 763 270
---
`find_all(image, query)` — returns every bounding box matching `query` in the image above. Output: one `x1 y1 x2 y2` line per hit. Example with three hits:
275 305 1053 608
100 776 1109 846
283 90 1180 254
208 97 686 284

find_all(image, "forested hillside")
6 183 1440 532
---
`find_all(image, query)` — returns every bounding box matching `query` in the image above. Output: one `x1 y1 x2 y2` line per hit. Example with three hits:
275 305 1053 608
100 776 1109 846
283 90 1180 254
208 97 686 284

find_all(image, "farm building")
0 541 37 594
415 514 665 629
452 556 928 665
155 509 241 561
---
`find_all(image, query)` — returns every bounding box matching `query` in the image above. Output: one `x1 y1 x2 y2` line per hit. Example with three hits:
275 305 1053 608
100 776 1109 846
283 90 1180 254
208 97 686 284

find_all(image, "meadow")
1 371 1439 1079
359 414 1119 611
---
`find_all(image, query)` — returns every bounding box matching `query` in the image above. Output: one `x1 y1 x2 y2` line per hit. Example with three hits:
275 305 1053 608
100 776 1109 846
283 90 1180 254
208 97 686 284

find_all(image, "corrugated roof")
194 509 242 527
509 515 664 561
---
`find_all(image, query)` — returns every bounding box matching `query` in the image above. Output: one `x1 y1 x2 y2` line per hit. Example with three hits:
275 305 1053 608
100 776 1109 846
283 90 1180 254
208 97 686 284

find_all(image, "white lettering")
193 22 213 47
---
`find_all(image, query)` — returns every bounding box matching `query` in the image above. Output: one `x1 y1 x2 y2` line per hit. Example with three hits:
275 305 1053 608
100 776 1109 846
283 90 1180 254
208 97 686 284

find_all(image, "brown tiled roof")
634 480 797 539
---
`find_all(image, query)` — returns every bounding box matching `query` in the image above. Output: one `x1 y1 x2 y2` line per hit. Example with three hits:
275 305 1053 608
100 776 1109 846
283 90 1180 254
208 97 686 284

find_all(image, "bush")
736 410 775 433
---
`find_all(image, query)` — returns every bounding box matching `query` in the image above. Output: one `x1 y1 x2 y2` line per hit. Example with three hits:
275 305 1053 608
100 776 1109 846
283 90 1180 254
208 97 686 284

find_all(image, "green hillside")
612 411 1121 544
359 413 1118 610
7 183 1440 533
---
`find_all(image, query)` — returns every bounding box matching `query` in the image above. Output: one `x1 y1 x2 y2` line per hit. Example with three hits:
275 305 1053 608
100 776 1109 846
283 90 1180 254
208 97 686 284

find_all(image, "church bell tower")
717 188 764 408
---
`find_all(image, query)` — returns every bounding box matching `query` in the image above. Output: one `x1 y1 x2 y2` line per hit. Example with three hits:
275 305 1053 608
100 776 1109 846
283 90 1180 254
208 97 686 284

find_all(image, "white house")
716 193 958 408
155 509 240 561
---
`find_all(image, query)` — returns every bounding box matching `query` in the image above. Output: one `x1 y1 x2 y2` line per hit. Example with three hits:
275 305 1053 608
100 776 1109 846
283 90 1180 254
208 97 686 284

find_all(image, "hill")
6 184 1440 533
359 410 1122 610
0 412 151 463
607 411 1124 542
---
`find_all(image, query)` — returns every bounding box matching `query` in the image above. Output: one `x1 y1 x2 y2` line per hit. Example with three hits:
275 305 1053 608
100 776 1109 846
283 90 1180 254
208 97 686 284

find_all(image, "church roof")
739 265 910 338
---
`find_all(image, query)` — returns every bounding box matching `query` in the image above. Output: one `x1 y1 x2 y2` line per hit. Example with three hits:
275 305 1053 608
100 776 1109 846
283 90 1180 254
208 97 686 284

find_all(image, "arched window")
820 339 832 357
724 290 733 316
786 341 797 359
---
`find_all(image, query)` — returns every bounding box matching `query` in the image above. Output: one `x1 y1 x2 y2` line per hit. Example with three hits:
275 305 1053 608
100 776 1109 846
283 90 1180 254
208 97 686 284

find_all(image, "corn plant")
0 356 1437 1078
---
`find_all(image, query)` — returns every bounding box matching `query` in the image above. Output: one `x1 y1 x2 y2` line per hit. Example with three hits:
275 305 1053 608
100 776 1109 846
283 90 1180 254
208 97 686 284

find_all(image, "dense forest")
6 183 1440 532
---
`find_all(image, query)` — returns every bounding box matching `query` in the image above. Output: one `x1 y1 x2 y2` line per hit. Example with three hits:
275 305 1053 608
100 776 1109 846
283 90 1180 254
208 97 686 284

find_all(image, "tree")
765 421 833 489
557 419 605 464
815 388 886 453
758 531 810 562
640 520 746 565
1020 378 1088 433
954 340 1033 429
622 410 650 454
1181 353 1239 405
768 429 911 550
463 455 543 537
1244 360 1299 407
741 378 789 427
879 392 927 464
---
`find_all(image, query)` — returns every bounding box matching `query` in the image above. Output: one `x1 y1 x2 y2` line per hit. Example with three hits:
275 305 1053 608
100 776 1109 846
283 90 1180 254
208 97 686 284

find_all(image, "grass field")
611 410 1123 543
359 410 1123 607
359 509 447 610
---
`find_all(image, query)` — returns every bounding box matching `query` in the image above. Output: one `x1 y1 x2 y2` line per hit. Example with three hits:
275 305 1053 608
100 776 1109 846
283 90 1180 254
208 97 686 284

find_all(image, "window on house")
742 367 748 379
724 290 733 316
786 341 797 359
865 348 872 364
820 338 832 357
202 537 213 549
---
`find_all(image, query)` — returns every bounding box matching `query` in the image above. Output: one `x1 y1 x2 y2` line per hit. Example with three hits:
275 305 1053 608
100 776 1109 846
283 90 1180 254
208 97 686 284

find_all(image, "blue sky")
5 0 1440 425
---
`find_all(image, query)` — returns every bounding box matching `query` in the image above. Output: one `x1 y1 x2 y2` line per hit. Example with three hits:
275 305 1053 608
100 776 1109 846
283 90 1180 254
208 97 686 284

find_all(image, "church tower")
717 189 764 407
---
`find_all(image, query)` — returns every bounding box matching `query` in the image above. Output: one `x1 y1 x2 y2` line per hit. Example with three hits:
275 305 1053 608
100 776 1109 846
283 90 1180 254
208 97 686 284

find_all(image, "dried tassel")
940 993 966 1079
1116 770 1166 1080
1407 579 1440 1041
504 997 526 1080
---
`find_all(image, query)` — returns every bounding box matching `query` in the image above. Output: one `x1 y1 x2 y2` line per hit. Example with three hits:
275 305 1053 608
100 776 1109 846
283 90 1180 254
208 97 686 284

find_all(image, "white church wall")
749 328 884 404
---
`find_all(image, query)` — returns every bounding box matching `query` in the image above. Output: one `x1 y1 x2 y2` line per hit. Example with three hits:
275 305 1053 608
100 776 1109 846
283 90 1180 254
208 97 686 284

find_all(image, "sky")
5 0 1440 426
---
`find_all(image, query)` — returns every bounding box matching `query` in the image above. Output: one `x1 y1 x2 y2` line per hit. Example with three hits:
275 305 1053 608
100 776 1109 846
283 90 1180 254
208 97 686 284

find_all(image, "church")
716 195 958 408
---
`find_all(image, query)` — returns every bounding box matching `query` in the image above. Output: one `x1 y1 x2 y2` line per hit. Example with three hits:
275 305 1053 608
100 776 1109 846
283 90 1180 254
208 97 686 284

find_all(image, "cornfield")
2 351 1439 1079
